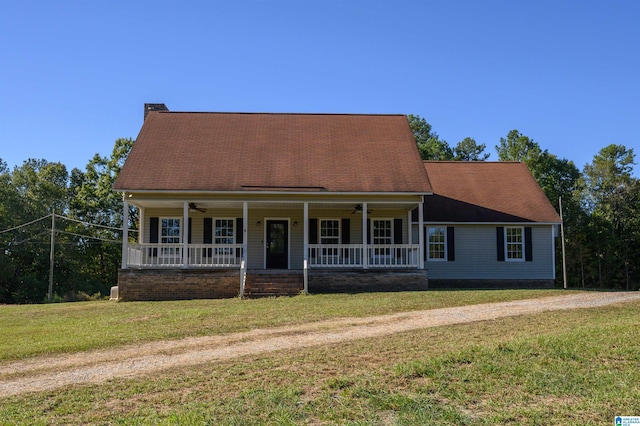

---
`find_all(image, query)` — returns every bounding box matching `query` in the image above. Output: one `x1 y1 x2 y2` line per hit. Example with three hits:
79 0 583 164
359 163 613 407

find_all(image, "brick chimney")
144 103 169 120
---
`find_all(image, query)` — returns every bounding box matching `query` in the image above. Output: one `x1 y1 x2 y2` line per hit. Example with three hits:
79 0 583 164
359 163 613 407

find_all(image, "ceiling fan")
188 203 207 213
351 204 372 214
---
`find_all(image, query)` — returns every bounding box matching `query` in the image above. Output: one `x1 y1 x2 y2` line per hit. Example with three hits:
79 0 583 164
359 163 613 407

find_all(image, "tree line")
1 121 638 303
1 138 135 303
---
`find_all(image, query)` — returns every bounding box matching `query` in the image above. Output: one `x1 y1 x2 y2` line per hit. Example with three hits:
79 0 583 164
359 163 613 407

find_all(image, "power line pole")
48 211 55 302
559 197 567 289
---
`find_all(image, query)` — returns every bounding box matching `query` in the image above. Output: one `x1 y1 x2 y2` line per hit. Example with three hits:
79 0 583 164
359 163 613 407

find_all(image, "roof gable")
422 161 561 223
114 112 431 193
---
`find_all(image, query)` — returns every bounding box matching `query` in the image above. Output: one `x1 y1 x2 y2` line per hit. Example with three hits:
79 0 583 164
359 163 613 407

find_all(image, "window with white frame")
427 226 446 260
214 219 234 244
372 219 392 257
506 226 524 260
160 218 181 260
160 218 181 244
214 218 234 255
320 219 340 244
320 219 340 262
372 220 392 245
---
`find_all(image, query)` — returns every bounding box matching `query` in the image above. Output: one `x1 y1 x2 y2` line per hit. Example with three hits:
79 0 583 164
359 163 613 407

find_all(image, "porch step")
244 272 304 298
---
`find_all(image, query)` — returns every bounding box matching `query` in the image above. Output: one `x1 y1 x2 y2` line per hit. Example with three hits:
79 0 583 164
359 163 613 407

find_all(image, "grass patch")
0 302 640 425
0 289 567 360
0 293 637 424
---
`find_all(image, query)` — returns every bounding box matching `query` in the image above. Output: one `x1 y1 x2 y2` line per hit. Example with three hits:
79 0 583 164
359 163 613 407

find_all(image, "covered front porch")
124 243 420 269
119 194 426 299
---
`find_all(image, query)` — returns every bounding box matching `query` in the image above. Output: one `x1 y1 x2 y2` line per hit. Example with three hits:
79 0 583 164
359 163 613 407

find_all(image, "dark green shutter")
236 218 243 258
447 226 455 261
149 217 159 257
424 226 428 261
341 218 350 244
309 218 318 244
236 218 243 244
203 218 212 258
203 218 213 244
394 219 403 244
367 219 371 244
525 227 533 261
150 217 159 243
188 218 192 244
497 227 505 261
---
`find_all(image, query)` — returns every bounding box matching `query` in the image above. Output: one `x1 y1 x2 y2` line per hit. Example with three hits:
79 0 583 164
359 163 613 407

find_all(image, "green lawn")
2 290 638 425
0 289 566 361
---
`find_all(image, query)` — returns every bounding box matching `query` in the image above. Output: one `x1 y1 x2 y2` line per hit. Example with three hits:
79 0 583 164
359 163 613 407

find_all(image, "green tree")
68 138 136 295
495 129 545 166
582 144 638 289
1 159 70 303
407 114 453 160
453 137 489 161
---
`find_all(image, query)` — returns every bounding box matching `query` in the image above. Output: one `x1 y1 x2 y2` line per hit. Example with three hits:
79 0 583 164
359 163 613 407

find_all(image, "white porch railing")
308 244 419 268
126 244 244 268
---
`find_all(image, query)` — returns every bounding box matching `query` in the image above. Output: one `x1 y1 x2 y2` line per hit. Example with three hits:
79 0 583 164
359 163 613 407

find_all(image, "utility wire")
0 230 50 251
57 214 139 233
0 213 139 235
0 214 52 234
56 230 123 244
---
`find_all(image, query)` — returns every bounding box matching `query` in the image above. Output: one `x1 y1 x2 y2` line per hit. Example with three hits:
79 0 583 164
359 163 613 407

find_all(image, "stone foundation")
117 269 240 301
308 269 429 293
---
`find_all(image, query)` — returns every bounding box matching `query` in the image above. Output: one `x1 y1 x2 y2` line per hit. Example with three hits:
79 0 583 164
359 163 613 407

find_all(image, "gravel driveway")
1 291 638 398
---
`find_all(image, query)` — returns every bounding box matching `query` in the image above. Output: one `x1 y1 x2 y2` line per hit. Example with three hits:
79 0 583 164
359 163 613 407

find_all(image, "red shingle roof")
114 112 431 193
422 161 561 223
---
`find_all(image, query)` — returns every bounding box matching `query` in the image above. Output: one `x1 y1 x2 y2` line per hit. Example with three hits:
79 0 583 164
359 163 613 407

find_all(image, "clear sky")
1 0 638 175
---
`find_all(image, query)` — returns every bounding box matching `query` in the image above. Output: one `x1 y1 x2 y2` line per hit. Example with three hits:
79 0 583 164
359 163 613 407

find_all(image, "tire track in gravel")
1 292 638 398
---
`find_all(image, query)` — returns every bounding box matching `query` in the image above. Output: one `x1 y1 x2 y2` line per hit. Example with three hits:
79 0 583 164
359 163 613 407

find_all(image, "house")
112 104 560 301
418 161 561 288
113 105 431 300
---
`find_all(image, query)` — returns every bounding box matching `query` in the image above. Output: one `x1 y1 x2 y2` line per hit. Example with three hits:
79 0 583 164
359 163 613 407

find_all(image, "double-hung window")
214 218 234 255
160 218 181 261
320 219 340 262
427 226 446 260
372 219 392 258
505 226 524 261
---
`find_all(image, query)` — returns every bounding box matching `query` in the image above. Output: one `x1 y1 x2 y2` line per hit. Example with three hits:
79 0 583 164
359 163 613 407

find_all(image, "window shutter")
309 218 318 244
447 226 455 261
341 218 350 244
367 219 371 244
203 218 213 244
525 226 533 261
394 219 403 244
188 218 192 244
497 227 505 261
424 227 428 262
236 218 243 244
149 217 159 257
149 217 159 243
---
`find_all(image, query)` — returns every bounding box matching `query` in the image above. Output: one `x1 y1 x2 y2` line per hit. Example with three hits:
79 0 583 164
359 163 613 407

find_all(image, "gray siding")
423 224 555 280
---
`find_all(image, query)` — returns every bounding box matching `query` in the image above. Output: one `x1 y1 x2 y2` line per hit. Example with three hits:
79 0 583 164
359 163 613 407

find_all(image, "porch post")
418 197 424 270
362 202 368 269
241 201 248 298
407 210 412 243
243 201 248 260
139 207 145 243
182 201 189 268
121 194 129 269
303 201 309 294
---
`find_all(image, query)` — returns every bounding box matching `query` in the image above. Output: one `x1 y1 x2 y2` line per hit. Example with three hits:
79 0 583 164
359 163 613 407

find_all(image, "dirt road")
1 291 638 398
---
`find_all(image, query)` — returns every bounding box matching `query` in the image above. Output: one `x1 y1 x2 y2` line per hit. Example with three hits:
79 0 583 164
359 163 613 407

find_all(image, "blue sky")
1 0 638 175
